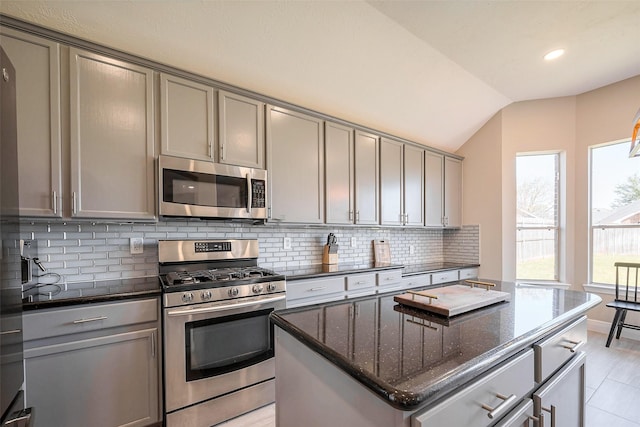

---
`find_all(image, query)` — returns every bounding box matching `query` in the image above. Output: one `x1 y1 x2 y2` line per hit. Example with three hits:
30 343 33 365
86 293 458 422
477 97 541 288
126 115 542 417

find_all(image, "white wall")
457 74 640 324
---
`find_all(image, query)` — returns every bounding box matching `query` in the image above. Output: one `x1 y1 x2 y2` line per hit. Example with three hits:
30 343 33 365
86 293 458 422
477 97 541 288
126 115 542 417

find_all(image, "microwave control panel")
251 180 266 208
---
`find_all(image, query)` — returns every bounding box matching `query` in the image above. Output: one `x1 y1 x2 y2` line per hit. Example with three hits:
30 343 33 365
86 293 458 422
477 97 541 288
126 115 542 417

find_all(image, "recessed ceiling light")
544 49 565 61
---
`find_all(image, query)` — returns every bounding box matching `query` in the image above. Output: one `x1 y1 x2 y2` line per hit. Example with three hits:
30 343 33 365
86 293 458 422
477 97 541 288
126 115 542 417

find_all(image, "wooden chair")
606 262 640 347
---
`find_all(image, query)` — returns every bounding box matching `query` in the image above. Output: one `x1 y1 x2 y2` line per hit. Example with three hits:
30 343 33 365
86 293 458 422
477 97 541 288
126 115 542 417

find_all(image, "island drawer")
411 349 534 427
23 298 158 341
345 273 376 294
534 315 587 383
286 276 345 307
431 270 458 285
376 270 403 291
402 273 431 290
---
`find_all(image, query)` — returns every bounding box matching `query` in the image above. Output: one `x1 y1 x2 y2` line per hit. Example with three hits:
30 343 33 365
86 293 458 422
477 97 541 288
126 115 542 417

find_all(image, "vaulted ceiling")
2 1 639 153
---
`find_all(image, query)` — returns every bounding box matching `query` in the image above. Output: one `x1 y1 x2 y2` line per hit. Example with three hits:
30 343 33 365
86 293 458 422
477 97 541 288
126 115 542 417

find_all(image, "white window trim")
582 283 616 296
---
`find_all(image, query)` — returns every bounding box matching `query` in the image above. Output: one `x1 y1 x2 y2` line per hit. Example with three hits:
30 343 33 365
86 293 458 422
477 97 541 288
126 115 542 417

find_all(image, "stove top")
163 267 281 287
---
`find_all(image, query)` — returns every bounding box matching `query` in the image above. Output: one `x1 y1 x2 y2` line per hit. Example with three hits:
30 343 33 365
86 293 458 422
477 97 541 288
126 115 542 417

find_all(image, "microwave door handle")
246 173 252 214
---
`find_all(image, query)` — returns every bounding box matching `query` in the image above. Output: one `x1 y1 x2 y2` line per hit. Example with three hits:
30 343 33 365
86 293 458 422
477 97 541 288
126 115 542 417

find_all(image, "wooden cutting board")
394 284 510 317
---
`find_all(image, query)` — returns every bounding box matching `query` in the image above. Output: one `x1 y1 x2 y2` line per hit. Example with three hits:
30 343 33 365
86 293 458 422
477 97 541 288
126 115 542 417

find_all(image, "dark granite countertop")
22 277 161 310
270 280 601 410
281 263 404 281
401 262 480 276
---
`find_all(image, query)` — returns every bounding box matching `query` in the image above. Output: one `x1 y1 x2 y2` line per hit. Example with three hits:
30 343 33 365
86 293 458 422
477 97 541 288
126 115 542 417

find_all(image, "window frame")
588 138 640 286
515 151 561 282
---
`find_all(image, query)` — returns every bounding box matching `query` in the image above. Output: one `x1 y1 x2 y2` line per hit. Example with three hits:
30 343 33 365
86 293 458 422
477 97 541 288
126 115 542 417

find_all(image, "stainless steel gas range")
159 239 286 427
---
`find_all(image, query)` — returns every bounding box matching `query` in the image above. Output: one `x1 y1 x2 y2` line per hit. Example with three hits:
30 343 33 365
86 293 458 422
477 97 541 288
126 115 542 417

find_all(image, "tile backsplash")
20 220 479 284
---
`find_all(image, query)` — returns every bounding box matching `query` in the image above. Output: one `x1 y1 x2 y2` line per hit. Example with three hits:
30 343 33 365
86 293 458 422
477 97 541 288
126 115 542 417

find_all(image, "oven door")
159 155 267 220
163 293 285 413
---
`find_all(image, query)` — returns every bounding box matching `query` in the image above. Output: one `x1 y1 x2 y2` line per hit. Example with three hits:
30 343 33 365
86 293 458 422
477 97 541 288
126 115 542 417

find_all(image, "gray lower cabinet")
354 130 379 225
69 48 156 219
325 121 355 224
23 298 161 427
0 26 62 217
533 351 586 427
160 72 215 161
218 90 265 168
267 105 324 223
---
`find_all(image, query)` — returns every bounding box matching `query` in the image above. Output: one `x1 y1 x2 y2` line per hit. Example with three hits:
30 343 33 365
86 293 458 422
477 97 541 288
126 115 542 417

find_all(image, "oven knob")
228 287 239 298
201 290 212 301
182 292 194 303
252 284 264 294
267 283 278 292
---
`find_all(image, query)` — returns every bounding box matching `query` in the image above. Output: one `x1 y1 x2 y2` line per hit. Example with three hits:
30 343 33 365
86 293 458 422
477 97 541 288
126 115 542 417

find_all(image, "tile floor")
217 330 640 427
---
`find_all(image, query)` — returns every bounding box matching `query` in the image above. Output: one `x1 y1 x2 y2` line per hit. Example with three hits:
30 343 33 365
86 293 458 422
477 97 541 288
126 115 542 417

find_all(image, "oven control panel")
194 241 232 253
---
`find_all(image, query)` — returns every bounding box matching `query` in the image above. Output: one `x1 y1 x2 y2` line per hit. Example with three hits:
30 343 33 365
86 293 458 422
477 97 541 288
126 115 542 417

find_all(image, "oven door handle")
166 295 286 317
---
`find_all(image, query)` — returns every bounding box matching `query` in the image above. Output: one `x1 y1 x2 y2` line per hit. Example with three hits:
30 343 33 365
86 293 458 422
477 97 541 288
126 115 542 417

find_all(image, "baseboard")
587 318 640 341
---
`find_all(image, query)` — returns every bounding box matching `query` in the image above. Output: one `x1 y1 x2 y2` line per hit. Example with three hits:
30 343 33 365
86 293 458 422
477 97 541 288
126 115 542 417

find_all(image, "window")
590 140 640 284
516 153 560 281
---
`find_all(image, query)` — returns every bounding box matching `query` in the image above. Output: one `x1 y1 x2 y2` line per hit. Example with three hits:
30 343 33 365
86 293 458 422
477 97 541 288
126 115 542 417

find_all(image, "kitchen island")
270 280 601 427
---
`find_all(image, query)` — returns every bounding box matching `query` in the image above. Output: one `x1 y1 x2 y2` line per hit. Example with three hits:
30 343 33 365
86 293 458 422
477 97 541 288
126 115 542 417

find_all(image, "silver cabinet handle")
0 329 22 336
219 142 224 160
52 190 57 214
72 315 107 324
210 140 214 159
349 210 353 222
306 287 326 292
355 210 360 223
151 331 156 358
541 405 556 427
561 339 584 353
72 191 78 215
481 393 517 419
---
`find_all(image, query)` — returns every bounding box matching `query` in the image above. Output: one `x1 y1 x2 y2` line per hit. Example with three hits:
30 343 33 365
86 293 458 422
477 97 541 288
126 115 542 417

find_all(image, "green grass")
517 254 640 283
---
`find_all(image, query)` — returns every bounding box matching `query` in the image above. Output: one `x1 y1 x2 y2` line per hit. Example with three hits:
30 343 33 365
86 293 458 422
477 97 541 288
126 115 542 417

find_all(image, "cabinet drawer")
402 274 431 290
411 349 534 427
431 270 458 285
534 316 587 383
459 267 479 280
23 298 158 341
286 276 345 306
346 273 376 296
376 270 402 291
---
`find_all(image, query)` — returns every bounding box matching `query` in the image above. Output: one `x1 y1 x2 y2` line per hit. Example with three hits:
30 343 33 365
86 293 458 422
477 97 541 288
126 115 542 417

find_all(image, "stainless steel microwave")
159 155 268 220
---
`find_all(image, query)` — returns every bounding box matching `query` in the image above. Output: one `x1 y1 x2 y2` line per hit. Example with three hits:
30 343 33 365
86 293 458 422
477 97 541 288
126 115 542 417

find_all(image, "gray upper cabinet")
218 90 265 169
444 156 462 228
404 144 425 226
380 138 403 226
70 48 156 220
325 122 354 224
160 73 214 161
425 151 445 227
267 105 324 223
425 152 462 228
354 130 379 225
0 27 62 217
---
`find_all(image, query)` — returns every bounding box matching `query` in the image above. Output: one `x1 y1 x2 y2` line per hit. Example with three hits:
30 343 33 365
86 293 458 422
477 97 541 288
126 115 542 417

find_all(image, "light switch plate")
409 245 415 255
350 237 357 248
283 237 292 250
130 237 144 254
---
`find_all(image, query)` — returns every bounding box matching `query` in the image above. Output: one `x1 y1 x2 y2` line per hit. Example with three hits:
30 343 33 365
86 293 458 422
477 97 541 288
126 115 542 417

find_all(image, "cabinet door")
444 156 463 227
404 145 425 226
425 151 444 227
267 106 324 223
533 351 586 427
325 122 354 224
69 49 155 219
218 90 265 168
0 27 62 217
354 130 379 225
160 73 214 161
25 328 159 427
380 138 403 226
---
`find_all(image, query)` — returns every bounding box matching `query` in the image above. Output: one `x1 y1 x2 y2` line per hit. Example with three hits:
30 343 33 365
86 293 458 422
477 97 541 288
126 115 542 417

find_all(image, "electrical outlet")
283 237 292 250
409 245 415 255
350 237 357 248
130 237 144 254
